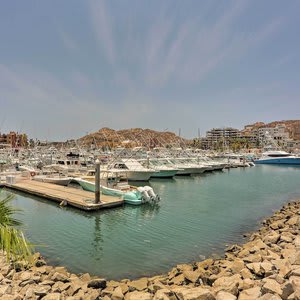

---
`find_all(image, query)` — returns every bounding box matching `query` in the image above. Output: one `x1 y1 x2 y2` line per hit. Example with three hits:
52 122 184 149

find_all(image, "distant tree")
29 139 35 148
192 138 201 148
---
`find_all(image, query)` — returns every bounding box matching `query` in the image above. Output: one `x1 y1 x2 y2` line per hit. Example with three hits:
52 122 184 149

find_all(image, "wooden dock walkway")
2 179 124 211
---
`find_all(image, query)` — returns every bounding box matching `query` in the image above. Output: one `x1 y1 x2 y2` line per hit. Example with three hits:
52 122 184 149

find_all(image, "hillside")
78 128 187 148
243 120 300 140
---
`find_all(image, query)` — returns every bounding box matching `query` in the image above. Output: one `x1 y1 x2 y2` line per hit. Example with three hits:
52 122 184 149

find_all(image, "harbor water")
6 165 300 279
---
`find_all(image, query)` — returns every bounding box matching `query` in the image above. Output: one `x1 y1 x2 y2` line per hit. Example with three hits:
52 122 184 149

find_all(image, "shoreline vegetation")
1 200 300 299
0 191 33 267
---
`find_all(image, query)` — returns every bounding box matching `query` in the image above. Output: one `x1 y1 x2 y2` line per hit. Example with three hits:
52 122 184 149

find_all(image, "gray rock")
281 281 294 300
87 278 107 289
51 272 70 282
213 274 242 296
35 259 47 267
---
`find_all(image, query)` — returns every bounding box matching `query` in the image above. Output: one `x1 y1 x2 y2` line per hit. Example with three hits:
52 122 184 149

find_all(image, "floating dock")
1 179 124 211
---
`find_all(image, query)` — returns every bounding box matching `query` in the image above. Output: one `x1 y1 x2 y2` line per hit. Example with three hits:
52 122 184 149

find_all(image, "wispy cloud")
84 0 287 90
142 0 286 86
58 30 80 54
0 64 160 139
88 0 116 65
0 1 297 139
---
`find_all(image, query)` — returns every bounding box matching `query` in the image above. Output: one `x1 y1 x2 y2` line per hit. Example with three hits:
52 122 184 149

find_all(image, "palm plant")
0 190 32 263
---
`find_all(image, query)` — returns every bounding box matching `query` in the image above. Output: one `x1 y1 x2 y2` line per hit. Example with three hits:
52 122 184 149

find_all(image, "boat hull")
151 170 178 178
124 198 142 205
176 167 200 176
76 179 96 192
255 158 300 165
75 179 142 204
33 177 72 186
126 171 154 181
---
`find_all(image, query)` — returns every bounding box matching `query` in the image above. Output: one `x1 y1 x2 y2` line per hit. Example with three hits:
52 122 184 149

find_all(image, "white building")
258 125 290 146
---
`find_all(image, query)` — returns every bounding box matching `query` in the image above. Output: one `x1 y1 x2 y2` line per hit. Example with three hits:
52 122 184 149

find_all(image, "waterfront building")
203 127 240 149
0 131 28 148
257 124 290 147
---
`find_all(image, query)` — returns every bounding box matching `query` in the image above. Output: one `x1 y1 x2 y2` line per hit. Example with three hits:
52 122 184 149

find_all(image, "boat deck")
1 179 124 211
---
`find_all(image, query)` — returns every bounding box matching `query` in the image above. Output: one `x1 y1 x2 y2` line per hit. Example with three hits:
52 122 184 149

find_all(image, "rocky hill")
78 128 187 148
243 120 300 140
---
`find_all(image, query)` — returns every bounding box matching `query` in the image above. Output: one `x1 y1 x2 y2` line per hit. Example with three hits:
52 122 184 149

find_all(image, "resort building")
201 127 240 149
0 131 28 148
257 125 290 146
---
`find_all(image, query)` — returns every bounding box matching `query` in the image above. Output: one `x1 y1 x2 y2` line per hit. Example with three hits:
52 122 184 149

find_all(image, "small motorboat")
74 178 159 205
33 175 72 186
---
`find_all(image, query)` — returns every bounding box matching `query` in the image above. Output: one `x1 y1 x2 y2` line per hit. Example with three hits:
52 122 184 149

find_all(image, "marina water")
7 165 300 279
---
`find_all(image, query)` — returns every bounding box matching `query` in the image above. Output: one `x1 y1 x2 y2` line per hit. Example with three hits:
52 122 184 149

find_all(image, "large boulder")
281 281 294 300
51 272 70 283
289 251 300 265
213 275 242 295
183 270 201 284
238 287 261 300
216 291 236 300
42 293 62 300
153 289 177 300
261 279 283 296
33 285 52 297
111 286 124 300
246 263 263 277
87 278 107 289
128 278 148 292
174 287 215 300
258 293 282 300
263 232 280 245
125 291 153 300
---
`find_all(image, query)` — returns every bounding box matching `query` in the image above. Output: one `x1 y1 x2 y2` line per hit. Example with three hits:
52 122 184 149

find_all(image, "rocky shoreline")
1 200 300 299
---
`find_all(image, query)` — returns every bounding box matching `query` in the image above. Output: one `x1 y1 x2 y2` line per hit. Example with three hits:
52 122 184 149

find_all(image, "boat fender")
60 200 68 207
30 171 36 177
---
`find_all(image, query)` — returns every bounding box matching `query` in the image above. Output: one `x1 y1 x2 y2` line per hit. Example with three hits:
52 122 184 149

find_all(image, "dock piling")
95 159 101 204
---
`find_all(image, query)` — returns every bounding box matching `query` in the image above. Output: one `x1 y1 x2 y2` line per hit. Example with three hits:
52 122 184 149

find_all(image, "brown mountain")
243 120 300 140
79 128 187 148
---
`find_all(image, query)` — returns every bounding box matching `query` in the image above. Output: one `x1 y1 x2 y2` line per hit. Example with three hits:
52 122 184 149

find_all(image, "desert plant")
0 190 32 262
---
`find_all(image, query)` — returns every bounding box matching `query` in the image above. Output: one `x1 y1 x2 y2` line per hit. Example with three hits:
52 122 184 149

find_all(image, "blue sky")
0 0 299 140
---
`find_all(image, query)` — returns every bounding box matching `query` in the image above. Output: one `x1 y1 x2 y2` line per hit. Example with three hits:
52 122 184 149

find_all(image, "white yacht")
254 150 300 165
110 159 156 181
139 158 179 178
